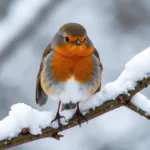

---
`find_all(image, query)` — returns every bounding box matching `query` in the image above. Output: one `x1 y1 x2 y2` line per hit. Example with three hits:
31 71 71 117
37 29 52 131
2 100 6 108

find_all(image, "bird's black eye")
64 37 70 43
84 38 86 43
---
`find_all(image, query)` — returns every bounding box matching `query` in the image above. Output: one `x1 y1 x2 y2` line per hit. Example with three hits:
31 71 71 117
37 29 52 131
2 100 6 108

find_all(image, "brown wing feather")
36 44 52 106
93 48 103 93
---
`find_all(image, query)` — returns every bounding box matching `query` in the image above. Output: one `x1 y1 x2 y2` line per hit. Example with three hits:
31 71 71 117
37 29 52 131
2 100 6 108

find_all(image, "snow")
80 47 150 111
0 103 52 140
0 103 75 141
0 47 150 142
131 93 150 115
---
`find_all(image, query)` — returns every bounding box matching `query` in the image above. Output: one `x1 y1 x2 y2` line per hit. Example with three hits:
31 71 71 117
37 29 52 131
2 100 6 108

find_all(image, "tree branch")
0 76 150 150
126 102 150 119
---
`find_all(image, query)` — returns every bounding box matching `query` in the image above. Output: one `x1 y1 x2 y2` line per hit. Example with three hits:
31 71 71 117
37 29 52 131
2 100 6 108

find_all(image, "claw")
51 101 65 130
74 102 88 127
51 113 65 130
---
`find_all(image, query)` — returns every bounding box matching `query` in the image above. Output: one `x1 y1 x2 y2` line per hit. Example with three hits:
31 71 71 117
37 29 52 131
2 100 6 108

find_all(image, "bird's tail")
61 102 76 111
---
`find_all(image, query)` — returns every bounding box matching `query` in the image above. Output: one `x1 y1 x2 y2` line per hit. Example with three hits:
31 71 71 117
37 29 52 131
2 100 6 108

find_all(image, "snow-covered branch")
0 47 150 149
127 93 150 119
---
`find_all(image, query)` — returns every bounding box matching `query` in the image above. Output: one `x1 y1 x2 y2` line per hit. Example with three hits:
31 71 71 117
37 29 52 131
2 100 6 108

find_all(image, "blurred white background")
0 0 150 149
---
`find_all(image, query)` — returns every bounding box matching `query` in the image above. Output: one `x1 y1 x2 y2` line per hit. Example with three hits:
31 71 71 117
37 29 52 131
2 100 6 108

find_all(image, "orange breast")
50 52 93 83
74 56 93 83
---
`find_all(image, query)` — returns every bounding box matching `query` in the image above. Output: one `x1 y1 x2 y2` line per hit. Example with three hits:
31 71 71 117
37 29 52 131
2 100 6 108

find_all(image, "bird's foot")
74 103 88 127
51 112 65 131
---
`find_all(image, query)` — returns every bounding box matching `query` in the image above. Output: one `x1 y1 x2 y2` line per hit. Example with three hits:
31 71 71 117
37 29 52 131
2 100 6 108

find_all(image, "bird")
36 23 103 127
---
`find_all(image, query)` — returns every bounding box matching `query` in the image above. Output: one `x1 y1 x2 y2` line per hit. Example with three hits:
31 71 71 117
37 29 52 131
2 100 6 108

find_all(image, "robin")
36 23 103 127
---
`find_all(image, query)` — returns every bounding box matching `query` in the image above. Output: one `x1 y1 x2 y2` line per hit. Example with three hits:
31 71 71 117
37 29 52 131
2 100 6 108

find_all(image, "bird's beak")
74 40 81 46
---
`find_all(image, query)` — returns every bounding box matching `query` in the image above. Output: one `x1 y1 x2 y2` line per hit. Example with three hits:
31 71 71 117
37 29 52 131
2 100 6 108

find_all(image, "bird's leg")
74 102 88 127
51 101 65 130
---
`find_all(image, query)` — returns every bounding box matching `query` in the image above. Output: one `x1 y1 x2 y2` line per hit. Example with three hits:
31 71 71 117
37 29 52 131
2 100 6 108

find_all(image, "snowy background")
0 0 150 150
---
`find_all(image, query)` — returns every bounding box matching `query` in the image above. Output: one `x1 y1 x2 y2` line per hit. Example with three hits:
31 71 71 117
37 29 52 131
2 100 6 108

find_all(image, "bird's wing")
93 48 103 93
36 44 52 106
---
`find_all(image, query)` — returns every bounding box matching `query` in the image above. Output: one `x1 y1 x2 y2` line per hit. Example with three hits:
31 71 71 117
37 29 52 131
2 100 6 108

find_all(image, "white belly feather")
51 77 89 103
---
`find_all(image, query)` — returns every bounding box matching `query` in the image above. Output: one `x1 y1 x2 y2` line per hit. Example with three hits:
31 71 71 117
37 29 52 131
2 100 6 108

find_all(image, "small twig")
52 133 64 140
126 101 150 119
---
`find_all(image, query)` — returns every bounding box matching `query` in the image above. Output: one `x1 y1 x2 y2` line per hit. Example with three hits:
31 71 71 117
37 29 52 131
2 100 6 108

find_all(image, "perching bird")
36 23 103 127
